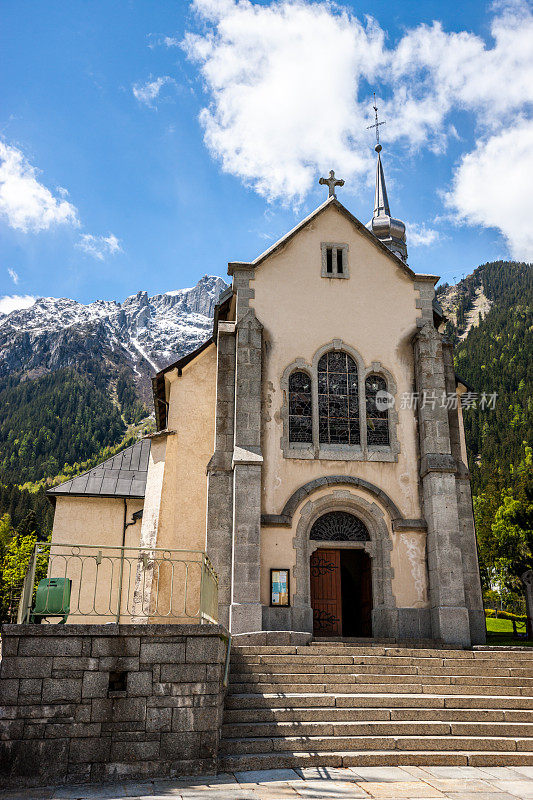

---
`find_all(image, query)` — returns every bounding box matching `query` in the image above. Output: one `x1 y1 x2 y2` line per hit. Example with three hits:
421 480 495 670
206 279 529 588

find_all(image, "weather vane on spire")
367 92 386 152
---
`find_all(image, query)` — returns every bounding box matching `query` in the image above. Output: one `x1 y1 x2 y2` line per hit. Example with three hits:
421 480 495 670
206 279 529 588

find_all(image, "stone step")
232 653 533 668
218 749 533 771
308 640 459 649
233 655 436 666
311 638 400 644
224 707 391 723
224 645 533 771
230 661 533 677
224 691 533 710
234 646 471 657
221 719 533 739
224 706 533 723
233 645 533 660
222 722 449 740
219 734 533 755
228 681 530 696
229 670 533 687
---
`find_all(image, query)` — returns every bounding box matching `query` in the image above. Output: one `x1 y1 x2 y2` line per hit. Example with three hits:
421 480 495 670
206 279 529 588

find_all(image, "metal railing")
16 542 218 625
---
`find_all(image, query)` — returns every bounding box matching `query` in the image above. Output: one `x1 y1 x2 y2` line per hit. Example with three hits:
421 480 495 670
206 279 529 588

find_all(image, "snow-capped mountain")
0 275 228 396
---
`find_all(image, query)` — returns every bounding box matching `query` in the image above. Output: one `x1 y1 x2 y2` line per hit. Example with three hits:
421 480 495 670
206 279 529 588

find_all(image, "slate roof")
47 439 151 500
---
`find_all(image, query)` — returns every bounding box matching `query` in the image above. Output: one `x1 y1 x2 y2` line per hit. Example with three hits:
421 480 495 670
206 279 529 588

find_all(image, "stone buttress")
413 320 474 647
442 339 486 644
206 267 264 635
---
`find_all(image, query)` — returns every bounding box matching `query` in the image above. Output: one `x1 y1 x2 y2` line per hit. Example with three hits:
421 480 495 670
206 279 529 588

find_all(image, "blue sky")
1 0 532 310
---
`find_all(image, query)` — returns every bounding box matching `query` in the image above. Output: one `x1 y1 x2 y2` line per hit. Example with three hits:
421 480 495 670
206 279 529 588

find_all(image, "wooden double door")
310 548 372 637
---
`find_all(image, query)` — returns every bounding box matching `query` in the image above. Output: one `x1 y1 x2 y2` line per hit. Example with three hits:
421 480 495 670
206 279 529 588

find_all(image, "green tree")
0 528 50 623
480 449 533 596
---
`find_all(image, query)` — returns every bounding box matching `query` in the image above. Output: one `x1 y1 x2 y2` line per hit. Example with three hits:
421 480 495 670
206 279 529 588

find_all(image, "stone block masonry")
0 623 229 788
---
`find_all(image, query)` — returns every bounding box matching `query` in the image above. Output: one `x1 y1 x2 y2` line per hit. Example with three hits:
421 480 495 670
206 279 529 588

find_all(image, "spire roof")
374 148 390 217
365 94 408 263
366 145 408 263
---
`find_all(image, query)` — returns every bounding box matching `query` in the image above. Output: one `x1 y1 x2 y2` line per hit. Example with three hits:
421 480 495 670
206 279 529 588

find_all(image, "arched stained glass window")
318 351 359 445
310 511 369 541
288 371 312 443
365 374 390 446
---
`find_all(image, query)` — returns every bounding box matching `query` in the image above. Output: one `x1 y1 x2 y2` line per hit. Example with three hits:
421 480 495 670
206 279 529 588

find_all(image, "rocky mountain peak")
0 275 230 396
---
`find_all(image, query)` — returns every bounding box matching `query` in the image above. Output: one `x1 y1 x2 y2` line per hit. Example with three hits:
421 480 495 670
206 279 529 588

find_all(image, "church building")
48 142 485 647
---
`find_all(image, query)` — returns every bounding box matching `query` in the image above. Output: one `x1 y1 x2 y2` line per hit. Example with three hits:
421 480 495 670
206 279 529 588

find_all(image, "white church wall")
249 204 424 525
391 530 429 608
260 527 296 608
156 343 217 555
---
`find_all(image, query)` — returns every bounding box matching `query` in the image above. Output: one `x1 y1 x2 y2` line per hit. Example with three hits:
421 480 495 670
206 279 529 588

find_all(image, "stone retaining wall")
0 623 228 787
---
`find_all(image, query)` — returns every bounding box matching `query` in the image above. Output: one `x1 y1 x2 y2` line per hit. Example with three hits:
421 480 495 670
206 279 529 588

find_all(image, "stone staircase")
220 640 533 771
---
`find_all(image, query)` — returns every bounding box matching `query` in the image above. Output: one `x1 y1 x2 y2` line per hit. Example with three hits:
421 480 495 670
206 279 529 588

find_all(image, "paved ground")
4 766 533 800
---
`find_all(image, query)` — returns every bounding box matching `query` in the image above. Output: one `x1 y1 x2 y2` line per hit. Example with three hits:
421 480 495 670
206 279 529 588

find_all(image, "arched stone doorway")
292 490 398 638
309 511 373 637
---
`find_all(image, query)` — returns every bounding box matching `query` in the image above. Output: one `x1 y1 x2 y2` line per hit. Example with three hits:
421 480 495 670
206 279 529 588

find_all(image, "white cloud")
77 233 123 261
0 141 79 232
183 0 533 256
0 294 35 315
148 33 180 48
132 76 175 107
386 2 533 147
184 1 382 203
445 119 533 260
0 142 129 258
405 224 441 247
7 268 19 285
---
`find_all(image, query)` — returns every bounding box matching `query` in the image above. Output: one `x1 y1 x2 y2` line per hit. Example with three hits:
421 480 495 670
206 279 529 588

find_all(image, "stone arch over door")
292 489 398 637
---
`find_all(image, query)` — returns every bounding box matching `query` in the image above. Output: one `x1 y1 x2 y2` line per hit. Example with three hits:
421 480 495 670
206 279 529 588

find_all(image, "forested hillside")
0 484 53 535
440 261 533 600
0 366 126 484
449 261 532 493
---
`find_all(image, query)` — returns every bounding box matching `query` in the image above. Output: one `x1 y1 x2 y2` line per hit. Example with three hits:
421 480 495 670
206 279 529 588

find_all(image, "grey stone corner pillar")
206 321 236 631
229 308 264 635
522 570 533 639
441 339 486 645
413 322 471 647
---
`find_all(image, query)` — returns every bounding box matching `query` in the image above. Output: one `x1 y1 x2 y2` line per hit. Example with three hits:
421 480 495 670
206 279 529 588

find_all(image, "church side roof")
152 336 215 430
228 195 439 283
152 286 233 430
47 439 151 500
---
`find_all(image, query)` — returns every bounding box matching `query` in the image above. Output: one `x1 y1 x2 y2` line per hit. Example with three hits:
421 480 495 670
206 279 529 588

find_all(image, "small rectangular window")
321 243 349 279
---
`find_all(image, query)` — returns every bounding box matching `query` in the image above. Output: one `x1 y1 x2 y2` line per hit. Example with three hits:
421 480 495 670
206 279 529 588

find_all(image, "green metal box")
31 578 71 623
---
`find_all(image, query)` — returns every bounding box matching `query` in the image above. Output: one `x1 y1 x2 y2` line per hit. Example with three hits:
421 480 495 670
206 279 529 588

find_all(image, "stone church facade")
48 153 485 647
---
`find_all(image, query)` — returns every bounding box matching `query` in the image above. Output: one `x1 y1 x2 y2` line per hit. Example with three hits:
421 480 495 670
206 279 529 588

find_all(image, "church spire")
366 95 408 263
374 147 390 217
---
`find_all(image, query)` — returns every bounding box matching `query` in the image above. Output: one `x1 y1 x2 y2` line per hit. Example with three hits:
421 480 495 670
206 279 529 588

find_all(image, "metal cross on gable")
367 92 386 152
319 169 345 198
